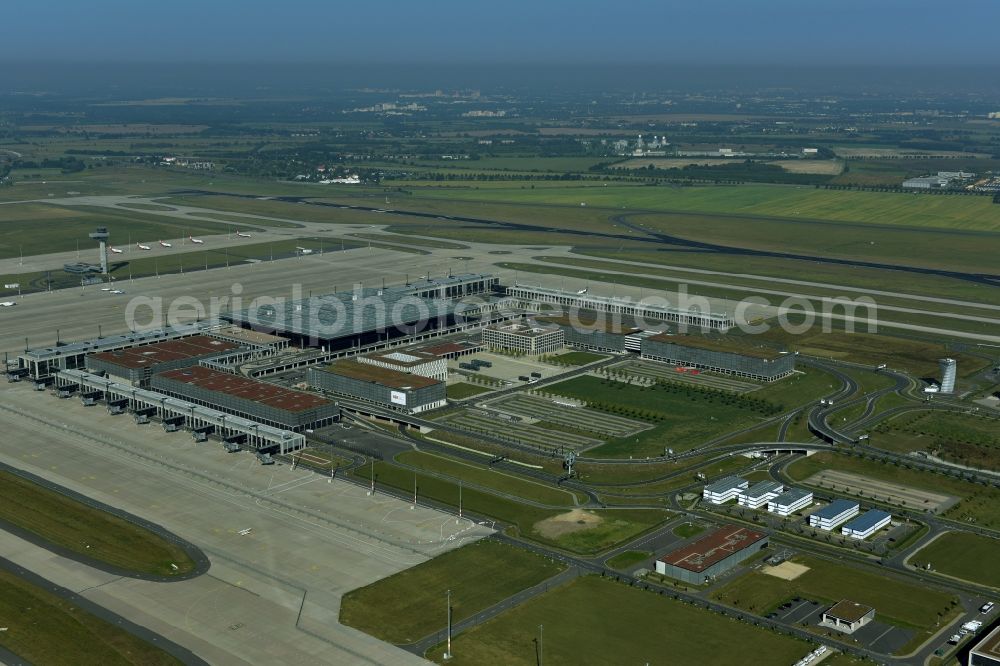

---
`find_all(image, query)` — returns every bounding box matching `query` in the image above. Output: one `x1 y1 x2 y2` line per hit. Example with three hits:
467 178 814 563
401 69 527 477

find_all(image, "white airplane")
236 230 252 238
0 301 16 307
296 246 313 255
109 246 123 254
110 289 125 294
137 243 152 251
100 287 112 291
576 287 589 295
189 236 204 244
159 240 172 248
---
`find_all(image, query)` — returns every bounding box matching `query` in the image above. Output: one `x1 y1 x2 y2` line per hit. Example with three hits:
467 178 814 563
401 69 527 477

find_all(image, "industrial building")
640 334 795 382
767 489 813 517
85 335 243 386
970 625 1000 666
820 600 875 634
939 358 957 393
358 349 448 381
307 359 446 413
702 476 749 505
505 283 735 330
737 481 784 510
655 525 768 584
841 510 892 540
151 366 340 431
808 499 860 530
482 319 565 355
224 274 505 349
902 171 975 190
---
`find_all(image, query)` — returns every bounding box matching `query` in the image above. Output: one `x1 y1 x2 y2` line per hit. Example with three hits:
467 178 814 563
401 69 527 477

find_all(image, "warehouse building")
767 489 813 517
358 349 448 381
702 476 749 505
820 600 875 634
482 319 564 355
809 499 860 530
86 335 243 386
970 625 1000 666
151 366 340 431
655 525 768 584
738 481 784 510
307 359 446 413
841 510 892 540
640 334 795 382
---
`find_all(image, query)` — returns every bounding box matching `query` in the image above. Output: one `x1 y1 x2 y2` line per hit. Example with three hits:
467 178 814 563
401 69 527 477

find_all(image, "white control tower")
88 226 110 274
938 358 956 394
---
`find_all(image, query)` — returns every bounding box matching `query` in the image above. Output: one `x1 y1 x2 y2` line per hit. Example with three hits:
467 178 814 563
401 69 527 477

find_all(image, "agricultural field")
0 567 181 666
0 470 196 576
427 575 811 665
340 539 564 644
872 411 1000 470
910 531 1000 589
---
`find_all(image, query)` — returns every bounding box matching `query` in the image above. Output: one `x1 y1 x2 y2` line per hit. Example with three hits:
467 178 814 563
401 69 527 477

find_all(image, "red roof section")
155 365 333 413
89 335 239 369
659 525 766 573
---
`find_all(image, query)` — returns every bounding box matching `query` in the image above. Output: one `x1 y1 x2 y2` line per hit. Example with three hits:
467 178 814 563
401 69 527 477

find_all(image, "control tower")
88 226 110 274
938 358 956 394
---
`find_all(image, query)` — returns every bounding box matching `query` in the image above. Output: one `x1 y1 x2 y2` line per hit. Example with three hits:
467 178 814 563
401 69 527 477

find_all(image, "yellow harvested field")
762 561 810 581
768 159 844 174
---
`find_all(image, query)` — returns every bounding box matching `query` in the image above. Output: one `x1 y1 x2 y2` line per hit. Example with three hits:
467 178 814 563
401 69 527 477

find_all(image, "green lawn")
546 351 608 366
340 539 564 644
0 471 196 577
446 382 493 400
0 568 182 666
604 550 651 570
712 555 957 642
672 522 705 539
873 411 1000 471
911 531 1000 589
427 575 810 665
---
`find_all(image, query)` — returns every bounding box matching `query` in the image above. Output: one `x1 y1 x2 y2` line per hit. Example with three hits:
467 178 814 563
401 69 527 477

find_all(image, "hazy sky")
6 0 998 65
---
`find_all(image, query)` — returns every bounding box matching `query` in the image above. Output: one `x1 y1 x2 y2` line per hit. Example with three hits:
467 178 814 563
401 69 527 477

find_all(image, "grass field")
910 531 1000 589
712 555 957 641
340 539 564 644
427 575 810 665
546 350 608 366
0 470 196 576
604 550 651 570
446 382 493 400
0 567 181 666
872 411 1000 470
672 522 705 539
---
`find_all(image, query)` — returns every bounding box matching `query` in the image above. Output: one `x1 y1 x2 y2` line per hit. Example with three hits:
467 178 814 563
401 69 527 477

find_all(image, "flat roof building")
808 499 859 531
841 510 892 540
358 349 448 382
820 600 875 634
307 359 446 414
970 625 1000 666
640 334 794 382
655 525 768 585
702 476 749 505
767 489 813 517
151 365 339 431
738 481 784 510
86 335 241 386
482 319 564 355
536 311 667 353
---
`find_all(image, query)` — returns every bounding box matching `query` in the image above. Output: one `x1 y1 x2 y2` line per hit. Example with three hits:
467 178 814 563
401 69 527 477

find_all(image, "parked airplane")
0 301 16 307
189 236 204 244
236 230 252 238
576 287 589 295
159 240 172 248
137 243 152 251
109 246 123 254
296 246 313 255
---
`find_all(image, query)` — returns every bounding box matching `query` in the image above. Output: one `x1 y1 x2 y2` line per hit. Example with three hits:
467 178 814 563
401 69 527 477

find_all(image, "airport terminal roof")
812 499 859 520
321 359 441 390
824 600 874 623
659 525 766 573
211 327 287 346
155 365 334 413
537 310 663 335
21 319 225 362
89 335 240 369
363 349 441 367
647 333 784 360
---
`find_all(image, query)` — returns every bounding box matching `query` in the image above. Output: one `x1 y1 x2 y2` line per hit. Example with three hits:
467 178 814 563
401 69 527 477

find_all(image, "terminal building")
841 510 892 540
766 489 813 517
655 525 768 584
737 481 784 510
640 334 795 382
506 283 735 331
809 499 860 531
536 311 666 353
482 319 565 355
702 476 749 505
151 365 340 431
307 359 446 414
357 349 448 382
85 335 243 386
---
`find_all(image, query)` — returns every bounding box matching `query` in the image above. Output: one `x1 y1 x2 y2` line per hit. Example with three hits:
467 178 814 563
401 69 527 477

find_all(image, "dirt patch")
768 159 844 175
762 561 810 581
533 509 603 539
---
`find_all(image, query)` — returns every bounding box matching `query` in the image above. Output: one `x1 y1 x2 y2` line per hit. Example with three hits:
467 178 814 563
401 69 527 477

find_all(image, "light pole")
443 588 453 660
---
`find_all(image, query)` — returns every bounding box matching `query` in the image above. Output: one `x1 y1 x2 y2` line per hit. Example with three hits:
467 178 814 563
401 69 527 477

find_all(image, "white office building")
808 499 859 531
358 349 448 382
767 489 814 517
738 481 783 509
702 476 749 505
841 510 892 540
